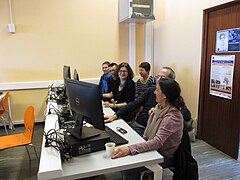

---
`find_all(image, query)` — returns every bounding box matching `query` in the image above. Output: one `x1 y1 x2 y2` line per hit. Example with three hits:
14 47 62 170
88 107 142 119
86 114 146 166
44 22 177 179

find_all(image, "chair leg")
25 146 31 161
1 117 8 135
140 170 153 180
6 111 15 130
26 144 39 162
140 172 145 180
31 144 39 161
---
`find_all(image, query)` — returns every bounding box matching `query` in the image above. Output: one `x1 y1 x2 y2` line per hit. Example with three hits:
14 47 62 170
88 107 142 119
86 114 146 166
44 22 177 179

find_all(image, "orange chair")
0 106 38 161
0 91 15 135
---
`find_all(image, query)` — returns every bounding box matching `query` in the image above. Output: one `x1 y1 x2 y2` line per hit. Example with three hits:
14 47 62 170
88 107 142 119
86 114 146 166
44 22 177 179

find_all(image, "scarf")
144 104 175 140
101 74 111 93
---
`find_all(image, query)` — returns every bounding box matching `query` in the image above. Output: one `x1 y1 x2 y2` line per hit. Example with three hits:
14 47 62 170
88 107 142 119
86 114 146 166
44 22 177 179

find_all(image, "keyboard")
105 126 128 146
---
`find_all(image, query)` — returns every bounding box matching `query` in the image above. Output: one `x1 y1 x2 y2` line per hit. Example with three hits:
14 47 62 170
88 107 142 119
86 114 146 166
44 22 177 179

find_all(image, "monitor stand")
68 126 100 141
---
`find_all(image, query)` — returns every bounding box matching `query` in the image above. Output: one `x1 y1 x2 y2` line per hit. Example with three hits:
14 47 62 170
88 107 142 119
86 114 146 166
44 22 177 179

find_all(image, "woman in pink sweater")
112 78 184 179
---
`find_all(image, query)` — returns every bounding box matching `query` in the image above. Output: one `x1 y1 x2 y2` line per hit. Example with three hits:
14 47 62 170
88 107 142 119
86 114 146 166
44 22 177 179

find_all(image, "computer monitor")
63 65 71 80
65 78 105 140
73 69 79 80
58 65 71 104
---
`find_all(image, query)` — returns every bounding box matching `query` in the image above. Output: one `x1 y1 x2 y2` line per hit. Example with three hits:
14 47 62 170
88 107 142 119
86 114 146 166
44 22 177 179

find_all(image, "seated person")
103 62 135 120
136 62 155 96
105 63 118 97
99 61 111 94
111 78 184 180
105 67 185 136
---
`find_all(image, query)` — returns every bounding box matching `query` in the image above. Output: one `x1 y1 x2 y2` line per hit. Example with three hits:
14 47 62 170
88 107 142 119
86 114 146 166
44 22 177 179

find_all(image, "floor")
1 123 240 180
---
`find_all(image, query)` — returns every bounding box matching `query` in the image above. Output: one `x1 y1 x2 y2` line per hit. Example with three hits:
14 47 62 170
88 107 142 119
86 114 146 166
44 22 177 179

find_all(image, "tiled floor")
0 123 240 180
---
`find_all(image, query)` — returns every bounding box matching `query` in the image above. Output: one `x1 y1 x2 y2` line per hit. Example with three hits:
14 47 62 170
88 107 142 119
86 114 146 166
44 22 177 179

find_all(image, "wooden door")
198 1 240 159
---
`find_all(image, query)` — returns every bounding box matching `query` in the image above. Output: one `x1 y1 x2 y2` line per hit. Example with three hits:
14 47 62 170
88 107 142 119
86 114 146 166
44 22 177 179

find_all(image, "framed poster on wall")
210 55 235 99
216 28 240 53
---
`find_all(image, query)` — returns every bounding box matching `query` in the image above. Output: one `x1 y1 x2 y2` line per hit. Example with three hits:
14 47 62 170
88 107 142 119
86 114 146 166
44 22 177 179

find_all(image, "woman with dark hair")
103 62 135 114
136 62 155 96
111 78 184 179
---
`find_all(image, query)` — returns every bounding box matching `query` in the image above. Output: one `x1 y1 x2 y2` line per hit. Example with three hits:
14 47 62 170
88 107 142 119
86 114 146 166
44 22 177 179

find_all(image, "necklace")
140 76 149 84
119 82 125 88
119 81 126 91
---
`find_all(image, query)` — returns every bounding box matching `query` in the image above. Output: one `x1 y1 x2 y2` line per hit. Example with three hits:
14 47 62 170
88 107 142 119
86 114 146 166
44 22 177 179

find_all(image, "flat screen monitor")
65 78 105 140
73 69 79 80
59 65 71 104
63 65 71 80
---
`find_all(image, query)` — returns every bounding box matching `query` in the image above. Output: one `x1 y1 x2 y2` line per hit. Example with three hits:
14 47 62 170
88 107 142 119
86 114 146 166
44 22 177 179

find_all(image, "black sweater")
116 87 192 127
116 87 157 126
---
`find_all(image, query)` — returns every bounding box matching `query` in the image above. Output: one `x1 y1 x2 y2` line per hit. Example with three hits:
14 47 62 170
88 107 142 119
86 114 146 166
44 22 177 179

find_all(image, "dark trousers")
128 120 145 137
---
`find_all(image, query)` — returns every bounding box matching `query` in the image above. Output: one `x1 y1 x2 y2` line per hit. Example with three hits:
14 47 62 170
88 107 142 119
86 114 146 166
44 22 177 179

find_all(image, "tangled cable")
44 129 72 161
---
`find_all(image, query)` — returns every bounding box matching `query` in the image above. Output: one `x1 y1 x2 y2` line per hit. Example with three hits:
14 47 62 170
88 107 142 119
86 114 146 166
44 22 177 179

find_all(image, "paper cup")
105 142 116 157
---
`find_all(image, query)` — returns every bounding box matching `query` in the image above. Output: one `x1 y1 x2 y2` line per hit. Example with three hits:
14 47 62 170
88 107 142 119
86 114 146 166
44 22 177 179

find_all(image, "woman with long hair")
111 78 184 179
103 62 135 113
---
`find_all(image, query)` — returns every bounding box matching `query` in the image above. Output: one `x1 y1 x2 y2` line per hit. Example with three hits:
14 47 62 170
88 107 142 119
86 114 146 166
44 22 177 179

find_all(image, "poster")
216 28 240 53
210 55 235 99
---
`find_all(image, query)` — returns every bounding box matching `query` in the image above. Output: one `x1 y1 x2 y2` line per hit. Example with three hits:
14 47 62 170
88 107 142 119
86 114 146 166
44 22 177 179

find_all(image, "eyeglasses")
155 75 167 81
119 70 128 73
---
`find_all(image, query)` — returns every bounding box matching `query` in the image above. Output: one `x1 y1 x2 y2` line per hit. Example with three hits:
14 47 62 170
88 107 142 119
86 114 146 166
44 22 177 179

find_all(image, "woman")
136 62 155 96
111 78 184 179
103 62 135 113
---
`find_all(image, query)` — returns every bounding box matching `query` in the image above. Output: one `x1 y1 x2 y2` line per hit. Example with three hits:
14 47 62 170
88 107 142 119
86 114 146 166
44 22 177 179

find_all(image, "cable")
44 129 72 161
47 83 66 102
48 103 61 115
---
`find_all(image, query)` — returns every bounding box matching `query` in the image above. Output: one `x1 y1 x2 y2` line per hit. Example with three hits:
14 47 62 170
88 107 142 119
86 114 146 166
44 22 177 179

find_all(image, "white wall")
153 0 234 119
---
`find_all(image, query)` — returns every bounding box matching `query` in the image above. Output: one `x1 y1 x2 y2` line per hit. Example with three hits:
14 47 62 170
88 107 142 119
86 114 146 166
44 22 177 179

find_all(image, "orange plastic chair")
0 91 15 135
0 106 38 161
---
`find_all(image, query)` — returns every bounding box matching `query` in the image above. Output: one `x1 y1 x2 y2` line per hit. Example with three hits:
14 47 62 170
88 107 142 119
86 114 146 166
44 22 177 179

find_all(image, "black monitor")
63 65 71 80
73 69 79 80
65 78 105 140
58 65 71 104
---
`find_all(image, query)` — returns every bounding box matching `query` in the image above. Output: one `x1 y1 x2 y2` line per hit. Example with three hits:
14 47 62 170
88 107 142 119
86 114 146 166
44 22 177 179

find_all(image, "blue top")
99 74 112 93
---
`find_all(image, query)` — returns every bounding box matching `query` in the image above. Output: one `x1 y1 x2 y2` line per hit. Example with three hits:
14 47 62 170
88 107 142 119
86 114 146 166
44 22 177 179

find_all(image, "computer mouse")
0 92 3 95
116 127 128 134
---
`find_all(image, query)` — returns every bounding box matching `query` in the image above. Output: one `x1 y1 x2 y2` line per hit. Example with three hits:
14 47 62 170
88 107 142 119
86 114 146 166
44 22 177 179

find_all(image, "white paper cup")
105 142 116 157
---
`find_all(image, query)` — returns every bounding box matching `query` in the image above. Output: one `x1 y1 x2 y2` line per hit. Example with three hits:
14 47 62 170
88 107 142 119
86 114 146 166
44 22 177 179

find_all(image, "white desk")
38 102 163 180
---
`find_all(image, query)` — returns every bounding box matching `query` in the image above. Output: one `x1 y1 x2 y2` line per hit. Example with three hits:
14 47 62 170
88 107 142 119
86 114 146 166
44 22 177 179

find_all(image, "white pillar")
144 21 154 75
129 23 136 73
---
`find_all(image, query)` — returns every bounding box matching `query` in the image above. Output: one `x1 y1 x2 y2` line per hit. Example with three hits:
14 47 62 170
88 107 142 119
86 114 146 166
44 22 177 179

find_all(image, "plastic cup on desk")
105 142 116 158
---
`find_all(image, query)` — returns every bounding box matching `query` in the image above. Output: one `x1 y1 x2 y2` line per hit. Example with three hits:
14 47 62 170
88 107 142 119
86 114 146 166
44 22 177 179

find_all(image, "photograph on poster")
216 28 240 53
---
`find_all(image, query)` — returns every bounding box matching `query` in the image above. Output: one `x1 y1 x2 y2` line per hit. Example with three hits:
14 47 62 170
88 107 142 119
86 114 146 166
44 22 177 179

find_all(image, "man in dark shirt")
105 66 182 136
107 63 118 94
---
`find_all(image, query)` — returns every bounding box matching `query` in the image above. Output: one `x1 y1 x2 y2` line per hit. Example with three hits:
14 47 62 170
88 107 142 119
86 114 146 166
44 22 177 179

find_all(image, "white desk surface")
37 102 63 180
38 102 163 180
